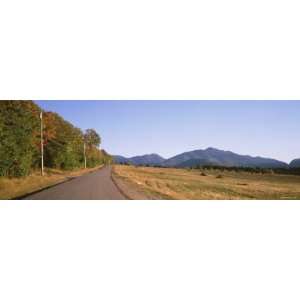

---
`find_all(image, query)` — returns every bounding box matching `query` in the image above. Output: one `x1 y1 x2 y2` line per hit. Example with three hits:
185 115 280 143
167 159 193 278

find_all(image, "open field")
113 165 300 200
0 166 103 200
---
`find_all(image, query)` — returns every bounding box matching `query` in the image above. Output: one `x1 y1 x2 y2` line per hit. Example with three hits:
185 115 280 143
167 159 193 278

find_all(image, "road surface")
24 166 126 200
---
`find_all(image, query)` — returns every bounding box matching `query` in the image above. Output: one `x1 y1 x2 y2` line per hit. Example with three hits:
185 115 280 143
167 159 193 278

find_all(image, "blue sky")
36 100 300 163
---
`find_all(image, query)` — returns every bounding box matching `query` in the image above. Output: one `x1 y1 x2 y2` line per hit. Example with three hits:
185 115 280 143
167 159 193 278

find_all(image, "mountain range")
113 153 165 166
113 147 299 169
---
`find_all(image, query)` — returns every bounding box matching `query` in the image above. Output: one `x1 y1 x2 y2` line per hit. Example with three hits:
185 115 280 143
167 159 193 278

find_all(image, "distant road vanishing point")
24 166 126 200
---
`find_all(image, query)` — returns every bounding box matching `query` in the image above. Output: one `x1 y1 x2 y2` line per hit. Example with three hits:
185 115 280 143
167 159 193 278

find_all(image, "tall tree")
83 129 103 167
84 129 101 147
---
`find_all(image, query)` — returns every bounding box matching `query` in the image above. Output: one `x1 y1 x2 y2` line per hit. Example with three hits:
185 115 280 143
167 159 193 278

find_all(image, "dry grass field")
0 166 103 200
113 165 300 200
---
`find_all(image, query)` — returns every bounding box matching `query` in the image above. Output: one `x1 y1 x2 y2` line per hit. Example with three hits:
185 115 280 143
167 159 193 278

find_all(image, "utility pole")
83 141 87 169
40 111 44 176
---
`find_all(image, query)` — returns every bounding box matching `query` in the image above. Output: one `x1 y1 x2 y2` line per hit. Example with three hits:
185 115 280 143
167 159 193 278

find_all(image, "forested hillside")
0 101 112 177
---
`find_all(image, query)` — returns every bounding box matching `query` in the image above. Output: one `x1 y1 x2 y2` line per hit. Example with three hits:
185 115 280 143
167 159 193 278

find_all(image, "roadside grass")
112 171 170 199
113 165 300 200
0 165 103 200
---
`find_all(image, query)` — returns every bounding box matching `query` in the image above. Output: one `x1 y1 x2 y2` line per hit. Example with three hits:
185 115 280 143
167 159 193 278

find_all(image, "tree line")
0 100 112 177
189 165 300 175
117 162 300 176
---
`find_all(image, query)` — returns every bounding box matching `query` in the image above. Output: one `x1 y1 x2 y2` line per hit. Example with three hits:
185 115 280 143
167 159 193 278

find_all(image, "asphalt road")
24 166 126 200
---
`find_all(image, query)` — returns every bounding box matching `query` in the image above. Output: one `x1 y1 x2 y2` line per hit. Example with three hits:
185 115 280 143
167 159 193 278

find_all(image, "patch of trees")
117 162 132 166
272 168 300 176
0 101 112 177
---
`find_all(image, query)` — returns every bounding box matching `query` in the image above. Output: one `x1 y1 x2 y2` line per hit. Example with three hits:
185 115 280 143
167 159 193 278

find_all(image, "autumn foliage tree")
84 129 101 147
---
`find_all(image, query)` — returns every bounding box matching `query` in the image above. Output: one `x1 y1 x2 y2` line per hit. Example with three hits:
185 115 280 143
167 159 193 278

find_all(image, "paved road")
24 166 126 200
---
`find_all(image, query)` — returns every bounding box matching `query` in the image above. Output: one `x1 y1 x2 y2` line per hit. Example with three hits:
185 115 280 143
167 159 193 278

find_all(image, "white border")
1 200 300 300
0 0 300 100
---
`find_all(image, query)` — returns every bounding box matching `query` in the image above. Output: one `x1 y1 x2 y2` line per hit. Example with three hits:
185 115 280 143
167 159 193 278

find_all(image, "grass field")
113 165 300 200
0 166 103 200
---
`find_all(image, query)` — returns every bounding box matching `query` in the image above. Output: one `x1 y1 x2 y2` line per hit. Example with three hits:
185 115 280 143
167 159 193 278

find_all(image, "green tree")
0 101 40 177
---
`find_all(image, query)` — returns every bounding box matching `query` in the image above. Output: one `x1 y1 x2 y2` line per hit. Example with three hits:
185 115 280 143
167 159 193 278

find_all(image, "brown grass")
113 165 300 200
0 166 103 200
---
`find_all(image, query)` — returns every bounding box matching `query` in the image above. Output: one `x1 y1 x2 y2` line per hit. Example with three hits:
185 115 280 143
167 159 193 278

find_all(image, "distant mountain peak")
290 158 300 168
205 147 218 151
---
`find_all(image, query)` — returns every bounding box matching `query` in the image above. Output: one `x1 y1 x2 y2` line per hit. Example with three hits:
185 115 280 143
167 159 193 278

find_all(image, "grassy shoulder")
0 165 103 200
113 165 300 200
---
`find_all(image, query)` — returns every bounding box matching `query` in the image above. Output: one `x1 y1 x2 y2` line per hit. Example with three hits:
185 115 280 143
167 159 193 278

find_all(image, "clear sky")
36 100 300 163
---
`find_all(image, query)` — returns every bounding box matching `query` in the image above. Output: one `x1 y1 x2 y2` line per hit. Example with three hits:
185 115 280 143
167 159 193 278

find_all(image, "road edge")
111 166 159 200
110 169 132 200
